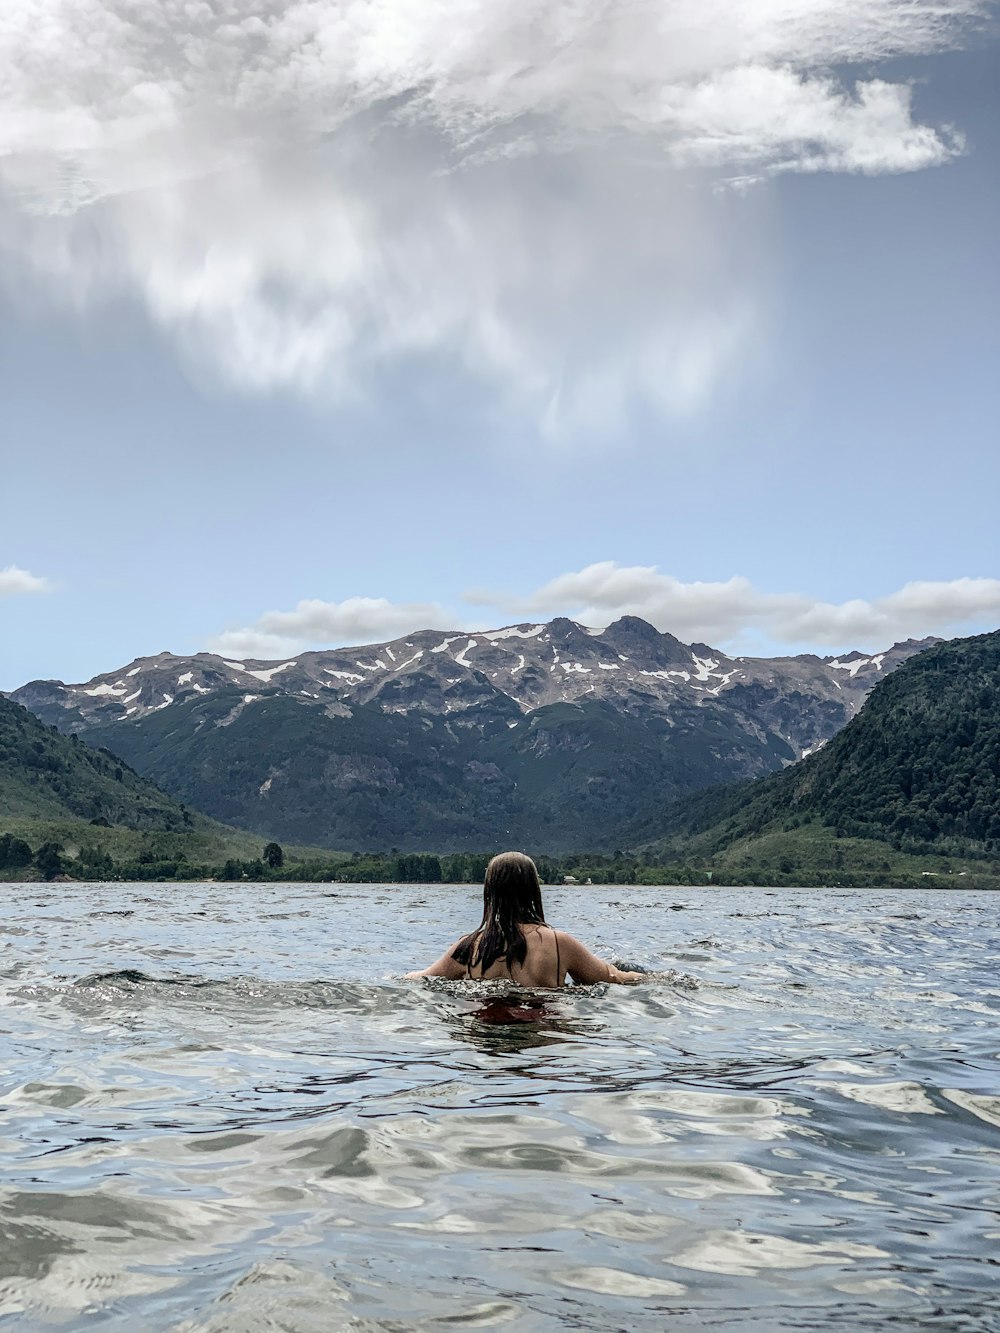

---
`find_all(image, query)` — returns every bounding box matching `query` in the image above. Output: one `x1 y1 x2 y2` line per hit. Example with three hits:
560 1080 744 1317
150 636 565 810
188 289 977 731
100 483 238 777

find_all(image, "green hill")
0 694 332 878
0 693 196 828
644 630 1000 880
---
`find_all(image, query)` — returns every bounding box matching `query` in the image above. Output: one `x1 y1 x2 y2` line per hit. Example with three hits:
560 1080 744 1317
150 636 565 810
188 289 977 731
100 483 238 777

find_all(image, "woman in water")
406 851 644 986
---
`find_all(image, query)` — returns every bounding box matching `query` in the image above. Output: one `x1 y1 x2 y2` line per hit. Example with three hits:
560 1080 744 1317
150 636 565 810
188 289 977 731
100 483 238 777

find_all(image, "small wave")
417 976 578 1000
633 968 701 990
416 969 701 996
611 958 651 973
74 969 204 988
64 972 448 1017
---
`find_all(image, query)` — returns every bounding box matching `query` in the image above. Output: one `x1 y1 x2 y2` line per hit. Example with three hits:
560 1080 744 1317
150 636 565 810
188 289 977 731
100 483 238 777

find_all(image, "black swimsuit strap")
553 926 561 987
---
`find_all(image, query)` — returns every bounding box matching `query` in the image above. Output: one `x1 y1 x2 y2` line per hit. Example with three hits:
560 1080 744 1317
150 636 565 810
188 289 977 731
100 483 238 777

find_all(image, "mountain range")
8 618 938 852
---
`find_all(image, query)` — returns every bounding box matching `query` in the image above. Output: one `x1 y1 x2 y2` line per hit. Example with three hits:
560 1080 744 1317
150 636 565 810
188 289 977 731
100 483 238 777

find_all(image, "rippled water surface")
2 882 1000 1331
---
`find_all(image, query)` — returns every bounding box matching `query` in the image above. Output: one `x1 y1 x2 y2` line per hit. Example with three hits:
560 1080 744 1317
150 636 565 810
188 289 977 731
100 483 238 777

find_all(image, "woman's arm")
404 942 467 980
557 931 644 985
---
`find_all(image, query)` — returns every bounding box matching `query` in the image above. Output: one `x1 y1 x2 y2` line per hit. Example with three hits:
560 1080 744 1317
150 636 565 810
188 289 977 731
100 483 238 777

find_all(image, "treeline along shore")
3 832 999 890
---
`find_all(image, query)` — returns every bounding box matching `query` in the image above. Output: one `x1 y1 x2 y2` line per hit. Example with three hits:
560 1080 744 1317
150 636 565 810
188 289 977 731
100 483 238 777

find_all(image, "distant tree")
392 853 442 883
0 834 33 869
467 854 490 882
34 842 64 880
443 854 466 883
220 859 242 880
79 844 114 877
263 842 284 870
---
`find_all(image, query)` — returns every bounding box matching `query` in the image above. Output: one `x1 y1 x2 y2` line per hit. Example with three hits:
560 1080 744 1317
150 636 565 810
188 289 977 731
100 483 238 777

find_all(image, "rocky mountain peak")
604 615 660 640
6 616 939 771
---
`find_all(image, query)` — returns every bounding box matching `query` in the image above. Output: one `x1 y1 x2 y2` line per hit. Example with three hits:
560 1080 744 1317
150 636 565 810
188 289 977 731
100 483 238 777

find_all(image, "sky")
1 0 998 689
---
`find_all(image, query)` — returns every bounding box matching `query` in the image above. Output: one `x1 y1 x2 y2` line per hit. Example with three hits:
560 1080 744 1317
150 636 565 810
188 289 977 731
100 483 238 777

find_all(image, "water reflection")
442 985 598 1057
471 993 554 1025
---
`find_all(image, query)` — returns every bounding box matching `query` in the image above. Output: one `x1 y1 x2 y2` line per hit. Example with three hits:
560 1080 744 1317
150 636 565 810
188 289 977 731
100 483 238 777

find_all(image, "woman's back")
463 922 562 987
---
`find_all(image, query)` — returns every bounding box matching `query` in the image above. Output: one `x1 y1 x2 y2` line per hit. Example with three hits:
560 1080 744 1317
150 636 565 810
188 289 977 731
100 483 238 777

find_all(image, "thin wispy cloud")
0 565 49 597
0 1 982 430
473 562 1000 650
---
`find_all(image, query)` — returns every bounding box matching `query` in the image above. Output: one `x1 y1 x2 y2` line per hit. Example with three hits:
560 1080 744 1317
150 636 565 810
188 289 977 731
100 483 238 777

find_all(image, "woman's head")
482 851 544 925
452 851 545 973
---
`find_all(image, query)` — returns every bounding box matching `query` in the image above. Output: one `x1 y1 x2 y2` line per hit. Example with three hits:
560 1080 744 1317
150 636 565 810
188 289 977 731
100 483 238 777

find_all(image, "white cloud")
0 565 49 597
206 596 454 659
0 1 981 428
213 567 1000 658
473 562 1000 650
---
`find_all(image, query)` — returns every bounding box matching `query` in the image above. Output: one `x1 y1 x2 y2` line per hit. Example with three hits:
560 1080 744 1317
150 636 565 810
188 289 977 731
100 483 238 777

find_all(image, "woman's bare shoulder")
404 939 467 980
552 929 643 985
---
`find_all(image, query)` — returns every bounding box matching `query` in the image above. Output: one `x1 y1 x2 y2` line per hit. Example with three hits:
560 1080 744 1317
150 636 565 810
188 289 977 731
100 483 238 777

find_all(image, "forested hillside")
648 630 1000 863
82 689 792 853
0 694 195 829
0 695 316 879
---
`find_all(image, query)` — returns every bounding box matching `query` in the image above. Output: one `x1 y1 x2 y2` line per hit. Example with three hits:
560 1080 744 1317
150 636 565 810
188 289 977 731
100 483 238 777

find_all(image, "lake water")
2 882 999 1331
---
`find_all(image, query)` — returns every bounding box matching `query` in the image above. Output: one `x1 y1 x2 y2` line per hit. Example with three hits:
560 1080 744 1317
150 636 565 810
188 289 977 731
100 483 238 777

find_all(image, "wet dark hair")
451 851 545 975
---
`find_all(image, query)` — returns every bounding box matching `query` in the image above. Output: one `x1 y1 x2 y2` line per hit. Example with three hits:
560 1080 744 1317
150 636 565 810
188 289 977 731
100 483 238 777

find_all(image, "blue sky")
1 2 998 690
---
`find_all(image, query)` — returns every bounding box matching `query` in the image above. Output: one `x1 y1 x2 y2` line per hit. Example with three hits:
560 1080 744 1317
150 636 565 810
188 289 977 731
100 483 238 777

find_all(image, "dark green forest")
0 696 308 874
647 630 1000 863
0 694 194 830
83 687 793 853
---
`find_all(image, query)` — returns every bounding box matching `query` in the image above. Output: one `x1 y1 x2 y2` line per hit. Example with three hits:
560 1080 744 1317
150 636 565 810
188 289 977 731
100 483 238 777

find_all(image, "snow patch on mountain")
829 657 872 678
453 639 479 668
247 661 297 683
481 625 545 642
